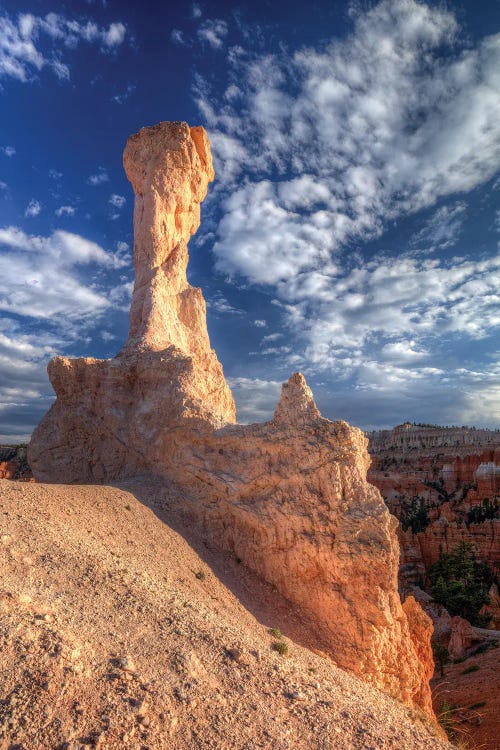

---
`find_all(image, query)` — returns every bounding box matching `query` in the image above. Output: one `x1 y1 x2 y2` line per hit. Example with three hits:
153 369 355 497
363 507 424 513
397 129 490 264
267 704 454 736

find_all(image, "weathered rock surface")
29 122 235 483
447 616 485 660
368 424 500 589
29 122 434 716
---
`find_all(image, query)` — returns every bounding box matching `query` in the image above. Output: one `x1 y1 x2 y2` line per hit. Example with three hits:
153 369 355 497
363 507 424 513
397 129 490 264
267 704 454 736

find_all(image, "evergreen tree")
429 542 496 626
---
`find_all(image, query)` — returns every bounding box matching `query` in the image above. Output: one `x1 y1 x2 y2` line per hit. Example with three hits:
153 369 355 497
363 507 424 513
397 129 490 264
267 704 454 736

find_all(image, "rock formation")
480 584 500 629
0 445 31 480
447 616 485 660
29 122 435 717
29 122 235 483
368 425 500 588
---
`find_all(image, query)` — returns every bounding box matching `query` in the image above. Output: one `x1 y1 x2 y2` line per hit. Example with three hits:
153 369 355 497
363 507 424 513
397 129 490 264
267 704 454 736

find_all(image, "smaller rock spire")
273 372 320 425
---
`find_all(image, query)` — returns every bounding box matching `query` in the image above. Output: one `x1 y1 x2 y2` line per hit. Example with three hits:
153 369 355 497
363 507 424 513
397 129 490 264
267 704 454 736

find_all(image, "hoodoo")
29 122 436 718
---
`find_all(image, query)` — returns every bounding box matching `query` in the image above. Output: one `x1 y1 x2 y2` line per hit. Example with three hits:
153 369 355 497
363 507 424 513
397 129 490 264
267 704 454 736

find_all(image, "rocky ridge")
29 122 435 717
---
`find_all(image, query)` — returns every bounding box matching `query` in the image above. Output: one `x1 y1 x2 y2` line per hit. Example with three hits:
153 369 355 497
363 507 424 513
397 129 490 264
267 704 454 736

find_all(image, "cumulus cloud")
109 194 126 208
208 292 242 315
1 145 15 156
171 29 187 46
0 12 127 82
24 199 41 217
197 19 228 49
0 226 130 320
198 0 500 286
192 0 500 426
88 168 109 186
55 205 75 217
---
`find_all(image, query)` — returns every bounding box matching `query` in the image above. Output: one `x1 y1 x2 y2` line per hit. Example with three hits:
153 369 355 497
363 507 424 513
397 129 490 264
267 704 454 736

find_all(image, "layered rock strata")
29 122 434 716
368 426 500 587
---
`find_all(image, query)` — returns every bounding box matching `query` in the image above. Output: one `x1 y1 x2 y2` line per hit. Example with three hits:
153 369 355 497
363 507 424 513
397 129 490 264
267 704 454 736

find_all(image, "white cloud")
254 319 267 328
409 202 467 254
197 19 228 50
103 22 126 47
0 323 59 442
199 0 500 290
55 205 75 217
227 376 282 423
88 168 109 186
171 29 187 46
0 12 127 82
191 0 500 428
24 199 41 217
0 226 130 320
109 193 126 208
1 145 15 157
208 292 242 315
192 4 203 20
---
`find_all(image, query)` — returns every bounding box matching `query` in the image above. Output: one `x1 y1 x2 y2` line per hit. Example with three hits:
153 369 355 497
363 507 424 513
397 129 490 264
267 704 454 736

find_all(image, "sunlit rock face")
29 122 235 482
29 122 434 718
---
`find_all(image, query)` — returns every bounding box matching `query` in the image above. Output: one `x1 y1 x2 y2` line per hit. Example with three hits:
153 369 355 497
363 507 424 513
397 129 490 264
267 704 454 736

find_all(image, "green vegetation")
400 497 430 534
461 664 480 675
271 640 288 656
466 498 499 526
429 542 496 627
437 700 457 741
423 478 452 502
268 627 283 639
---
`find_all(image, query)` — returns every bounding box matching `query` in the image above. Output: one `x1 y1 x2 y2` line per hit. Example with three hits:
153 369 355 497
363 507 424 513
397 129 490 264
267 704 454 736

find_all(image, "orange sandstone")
29 122 435 717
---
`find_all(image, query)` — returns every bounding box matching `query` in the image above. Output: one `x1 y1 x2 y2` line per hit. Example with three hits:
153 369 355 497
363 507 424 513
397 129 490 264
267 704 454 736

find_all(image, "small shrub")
195 570 206 581
271 640 288 656
438 700 457 740
125 504 132 511
268 627 283 639
461 664 480 675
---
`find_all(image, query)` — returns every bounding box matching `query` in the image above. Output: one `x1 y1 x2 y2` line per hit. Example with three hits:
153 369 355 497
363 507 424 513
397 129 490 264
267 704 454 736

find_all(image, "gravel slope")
0 479 451 750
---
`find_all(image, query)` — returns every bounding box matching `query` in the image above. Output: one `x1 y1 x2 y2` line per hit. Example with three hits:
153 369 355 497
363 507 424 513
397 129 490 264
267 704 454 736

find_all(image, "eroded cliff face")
368 425 500 589
29 122 435 717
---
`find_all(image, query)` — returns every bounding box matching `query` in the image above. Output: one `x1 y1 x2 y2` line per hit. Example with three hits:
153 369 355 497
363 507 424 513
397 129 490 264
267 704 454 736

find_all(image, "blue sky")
0 0 499 442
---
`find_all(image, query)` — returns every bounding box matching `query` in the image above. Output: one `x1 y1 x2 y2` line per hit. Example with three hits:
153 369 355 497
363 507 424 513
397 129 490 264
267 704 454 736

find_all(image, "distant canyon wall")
368 424 500 589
